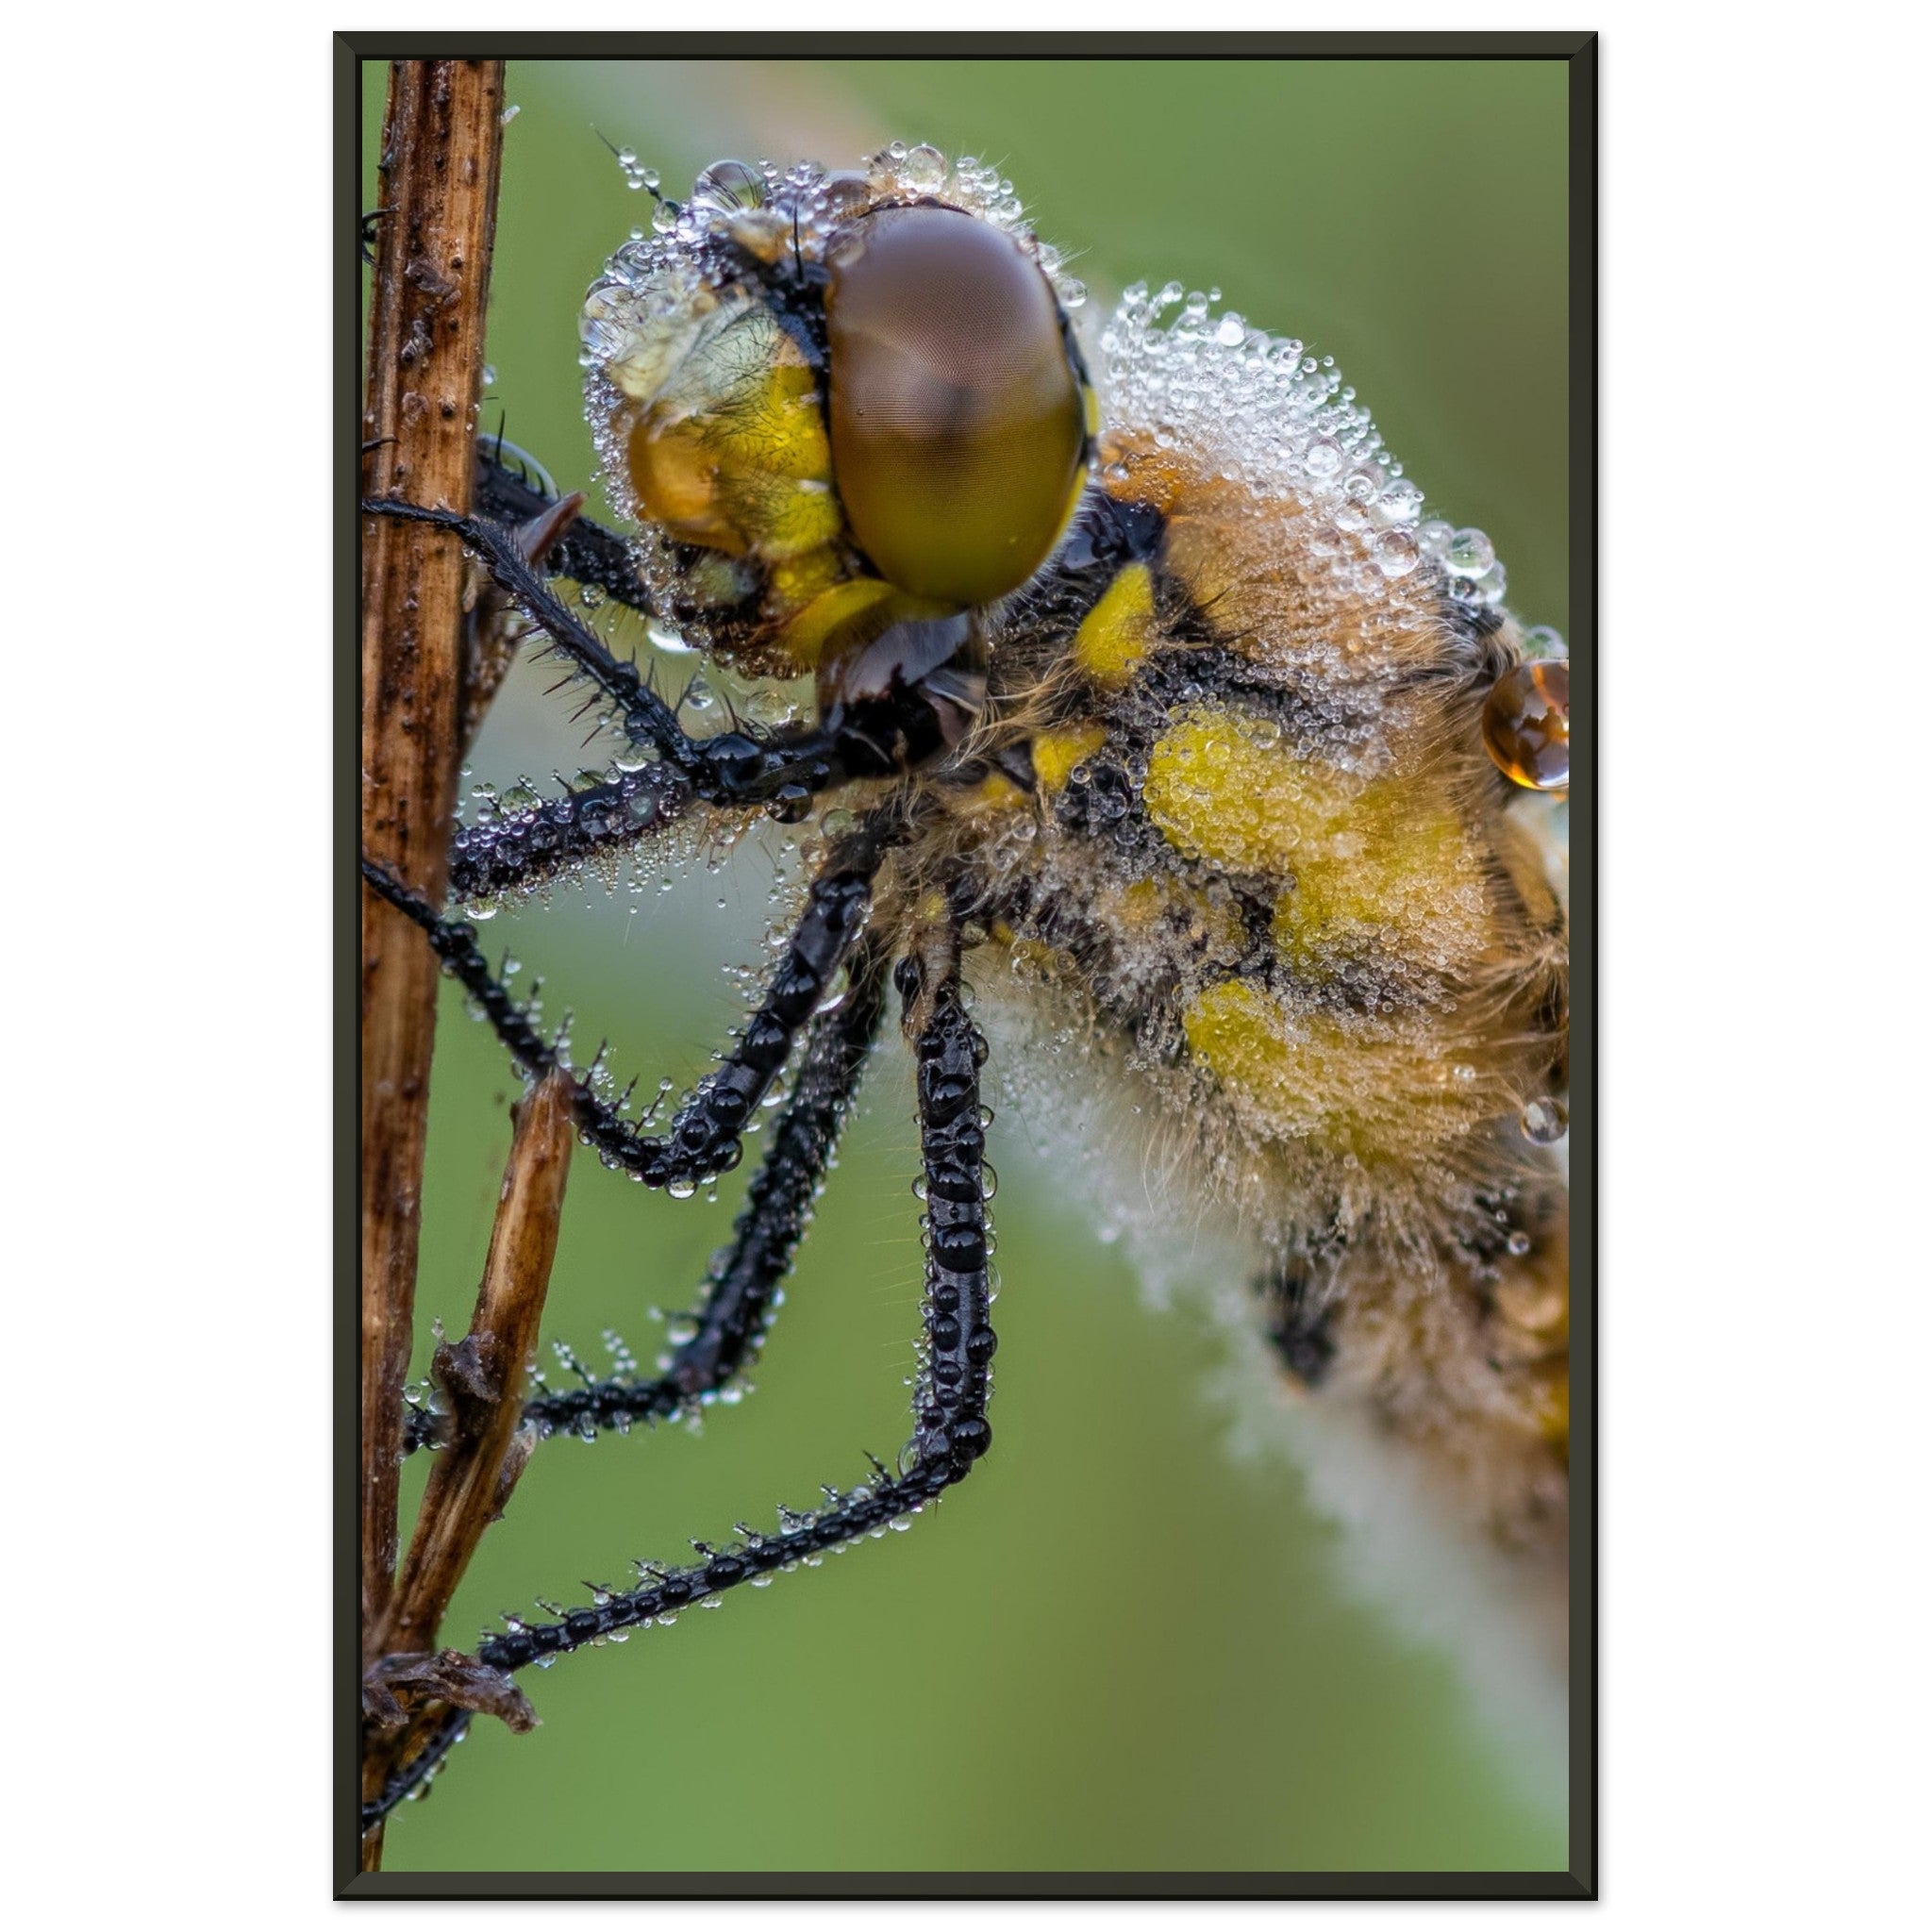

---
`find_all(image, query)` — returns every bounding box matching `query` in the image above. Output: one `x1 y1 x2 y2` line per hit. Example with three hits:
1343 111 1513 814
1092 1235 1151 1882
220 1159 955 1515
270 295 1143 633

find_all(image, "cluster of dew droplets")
579 141 1088 457
1098 280 1520 611
867 142 1088 310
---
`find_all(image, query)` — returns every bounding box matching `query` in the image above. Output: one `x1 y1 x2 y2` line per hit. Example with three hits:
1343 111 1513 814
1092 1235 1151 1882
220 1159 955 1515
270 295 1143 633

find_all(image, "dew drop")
692 158 765 213
1445 527 1496 578
903 142 947 190
1482 660 1570 791
1374 529 1419 577
1305 438 1343 479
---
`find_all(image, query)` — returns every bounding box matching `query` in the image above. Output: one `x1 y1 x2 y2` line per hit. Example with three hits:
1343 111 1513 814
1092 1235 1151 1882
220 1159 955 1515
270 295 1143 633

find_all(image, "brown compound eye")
1482 658 1570 791
824 204 1087 608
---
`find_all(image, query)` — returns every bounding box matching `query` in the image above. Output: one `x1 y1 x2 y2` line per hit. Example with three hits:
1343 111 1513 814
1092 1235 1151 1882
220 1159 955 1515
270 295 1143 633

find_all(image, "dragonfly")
362 135 1573 1851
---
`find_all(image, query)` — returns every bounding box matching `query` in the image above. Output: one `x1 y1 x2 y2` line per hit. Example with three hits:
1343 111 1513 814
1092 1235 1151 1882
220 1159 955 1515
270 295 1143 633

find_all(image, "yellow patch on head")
1073 562 1159 690
624 303 841 563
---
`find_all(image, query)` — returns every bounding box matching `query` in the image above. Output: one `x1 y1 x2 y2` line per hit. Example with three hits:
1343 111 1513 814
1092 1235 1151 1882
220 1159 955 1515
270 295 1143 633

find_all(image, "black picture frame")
339 30 1597 1900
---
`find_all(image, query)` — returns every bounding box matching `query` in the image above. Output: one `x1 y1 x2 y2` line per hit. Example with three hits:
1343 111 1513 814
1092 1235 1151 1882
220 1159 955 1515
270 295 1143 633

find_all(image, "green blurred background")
361 55 1570 1875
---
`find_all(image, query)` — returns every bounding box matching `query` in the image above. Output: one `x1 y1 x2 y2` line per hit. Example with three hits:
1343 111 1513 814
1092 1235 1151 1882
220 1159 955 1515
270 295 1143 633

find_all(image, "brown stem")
358 57 505 1872
359 1074 574 1852
377 1070 574 1659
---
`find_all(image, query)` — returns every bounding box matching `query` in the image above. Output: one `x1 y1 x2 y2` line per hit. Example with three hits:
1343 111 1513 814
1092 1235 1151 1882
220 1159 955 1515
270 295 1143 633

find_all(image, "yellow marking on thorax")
957 771 1031 816
1141 710 1314 874
1142 708 1489 978
1030 724 1107 794
1072 561 1158 690
1180 979 1488 1163
1272 783 1482 976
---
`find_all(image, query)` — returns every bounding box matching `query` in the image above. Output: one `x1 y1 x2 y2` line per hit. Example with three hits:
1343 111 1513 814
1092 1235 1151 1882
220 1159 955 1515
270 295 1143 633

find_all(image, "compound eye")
1482 659 1570 791
825 205 1087 608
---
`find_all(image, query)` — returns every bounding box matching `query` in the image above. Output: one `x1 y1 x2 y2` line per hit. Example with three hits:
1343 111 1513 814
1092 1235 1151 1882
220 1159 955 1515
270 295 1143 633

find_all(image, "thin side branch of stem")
376 1070 575 1659
358 1074 574 1840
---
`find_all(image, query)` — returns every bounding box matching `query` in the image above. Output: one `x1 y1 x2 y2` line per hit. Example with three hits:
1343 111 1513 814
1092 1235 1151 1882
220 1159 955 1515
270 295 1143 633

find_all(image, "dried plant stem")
358 58 505 1872
376 1071 575 1658
360 57 505 1633
359 1074 574 1854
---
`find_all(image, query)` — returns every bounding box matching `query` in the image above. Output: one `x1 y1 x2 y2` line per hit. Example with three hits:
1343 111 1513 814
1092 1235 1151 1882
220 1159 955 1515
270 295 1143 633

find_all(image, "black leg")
402 939 891 1454
413 452 850 904
474 943 995 1677
361 492 850 814
361 1707 470 1836
475 445 655 622
443 764 701 908
361 806 904 1193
